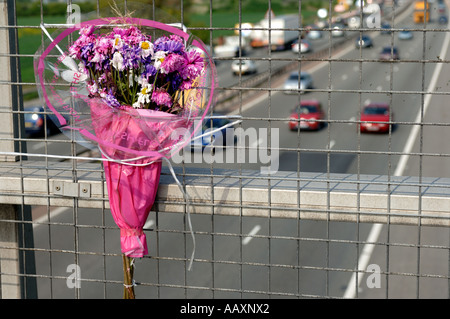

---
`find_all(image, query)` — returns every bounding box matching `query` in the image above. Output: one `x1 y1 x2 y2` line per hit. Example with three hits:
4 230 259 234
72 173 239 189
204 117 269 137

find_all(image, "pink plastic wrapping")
34 17 217 160
104 159 162 257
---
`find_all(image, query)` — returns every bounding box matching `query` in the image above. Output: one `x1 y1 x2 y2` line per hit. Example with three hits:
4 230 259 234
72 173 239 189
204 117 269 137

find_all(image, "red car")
289 100 325 131
360 103 392 133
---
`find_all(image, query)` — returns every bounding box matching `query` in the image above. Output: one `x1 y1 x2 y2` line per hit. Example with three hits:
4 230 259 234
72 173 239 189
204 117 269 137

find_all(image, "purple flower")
142 62 157 79
66 25 206 113
104 91 121 108
80 43 96 68
69 27 97 60
168 73 182 92
120 44 141 69
154 35 185 54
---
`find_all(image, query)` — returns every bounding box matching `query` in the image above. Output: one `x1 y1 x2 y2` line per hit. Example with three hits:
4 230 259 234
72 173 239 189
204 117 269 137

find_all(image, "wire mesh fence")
0 0 449 299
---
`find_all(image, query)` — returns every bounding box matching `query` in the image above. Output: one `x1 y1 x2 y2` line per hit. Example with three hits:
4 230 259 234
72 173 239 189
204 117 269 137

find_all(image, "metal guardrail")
0 162 450 227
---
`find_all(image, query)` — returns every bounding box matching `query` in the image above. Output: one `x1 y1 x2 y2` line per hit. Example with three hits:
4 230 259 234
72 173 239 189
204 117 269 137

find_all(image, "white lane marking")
144 219 154 229
348 116 355 125
242 225 261 245
329 140 336 149
344 16 450 299
343 223 383 298
395 24 450 177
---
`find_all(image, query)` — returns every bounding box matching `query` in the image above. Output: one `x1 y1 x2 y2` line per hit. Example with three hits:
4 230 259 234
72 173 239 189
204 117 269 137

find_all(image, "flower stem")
115 69 130 105
122 254 135 299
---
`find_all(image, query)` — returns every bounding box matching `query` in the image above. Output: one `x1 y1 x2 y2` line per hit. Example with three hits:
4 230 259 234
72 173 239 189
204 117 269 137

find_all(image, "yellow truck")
413 1 430 23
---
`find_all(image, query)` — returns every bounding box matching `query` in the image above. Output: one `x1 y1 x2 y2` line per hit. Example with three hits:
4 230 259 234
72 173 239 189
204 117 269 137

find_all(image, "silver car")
398 30 413 40
231 60 257 75
283 71 313 94
331 24 345 37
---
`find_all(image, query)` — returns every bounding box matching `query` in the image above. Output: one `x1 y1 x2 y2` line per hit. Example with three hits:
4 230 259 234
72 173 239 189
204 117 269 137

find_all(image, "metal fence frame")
0 0 449 299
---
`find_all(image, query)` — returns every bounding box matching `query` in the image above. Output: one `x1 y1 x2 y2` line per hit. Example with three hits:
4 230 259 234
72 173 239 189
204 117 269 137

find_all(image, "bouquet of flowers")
34 15 216 298
69 24 205 113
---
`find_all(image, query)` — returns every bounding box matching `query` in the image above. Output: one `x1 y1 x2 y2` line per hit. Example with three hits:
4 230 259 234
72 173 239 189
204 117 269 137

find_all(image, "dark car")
439 15 448 24
355 35 373 48
289 100 325 131
360 103 392 133
190 115 237 151
380 22 391 34
379 46 399 61
24 106 59 137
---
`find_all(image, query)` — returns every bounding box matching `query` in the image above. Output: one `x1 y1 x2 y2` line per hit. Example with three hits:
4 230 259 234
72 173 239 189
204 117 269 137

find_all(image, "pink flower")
182 50 204 79
111 26 147 46
68 26 99 61
160 53 186 74
66 24 208 112
170 35 183 42
80 25 95 36
96 37 112 56
151 88 172 107
179 80 193 90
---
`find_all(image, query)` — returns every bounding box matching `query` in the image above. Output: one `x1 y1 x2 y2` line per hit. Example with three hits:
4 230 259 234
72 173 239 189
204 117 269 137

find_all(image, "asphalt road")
29 1 449 299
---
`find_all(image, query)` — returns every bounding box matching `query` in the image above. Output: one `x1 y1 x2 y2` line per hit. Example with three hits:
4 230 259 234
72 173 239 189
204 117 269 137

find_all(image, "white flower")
113 35 123 49
137 75 149 87
78 62 87 74
128 70 135 88
111 52 124 71
152 51 167 70
136 83 152 106
140 40 154 58
87 82 98 95
91 52 101 63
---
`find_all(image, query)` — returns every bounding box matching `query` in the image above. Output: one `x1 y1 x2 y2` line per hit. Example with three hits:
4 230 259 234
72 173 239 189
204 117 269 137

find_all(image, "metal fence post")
0 0 36 299
0 0 24 162
0 0 19 299
0 205 20 298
